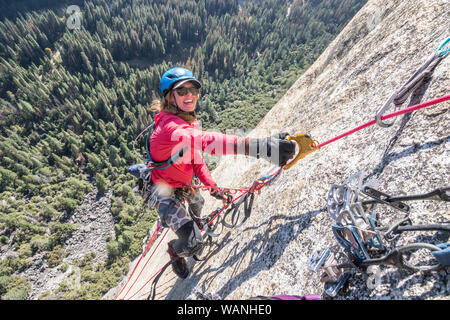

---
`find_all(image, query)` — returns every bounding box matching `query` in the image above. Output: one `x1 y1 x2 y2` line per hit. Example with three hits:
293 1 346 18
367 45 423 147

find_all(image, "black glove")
210 186 232 203
248 132 296 167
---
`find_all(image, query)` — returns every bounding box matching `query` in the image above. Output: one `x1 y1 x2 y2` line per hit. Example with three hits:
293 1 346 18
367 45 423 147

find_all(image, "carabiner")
375 92 399 128
324 273 350 297
308 248 331 272
283 133 319 170
437 37 450 57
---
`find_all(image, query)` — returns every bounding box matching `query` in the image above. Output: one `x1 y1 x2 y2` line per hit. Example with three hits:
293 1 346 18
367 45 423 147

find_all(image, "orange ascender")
283 133 319 170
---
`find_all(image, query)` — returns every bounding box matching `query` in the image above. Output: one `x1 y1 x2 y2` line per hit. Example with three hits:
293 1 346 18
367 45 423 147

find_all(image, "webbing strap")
376 50 444 128
437 37 450 57
145 122 155 162
394 53 442 106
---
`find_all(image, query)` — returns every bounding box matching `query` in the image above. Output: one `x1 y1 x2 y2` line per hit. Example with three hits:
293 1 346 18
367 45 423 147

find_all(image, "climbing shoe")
167 240 189 279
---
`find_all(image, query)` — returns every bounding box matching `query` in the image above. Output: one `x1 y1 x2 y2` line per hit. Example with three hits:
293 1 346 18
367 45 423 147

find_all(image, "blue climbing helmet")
160 67 201 97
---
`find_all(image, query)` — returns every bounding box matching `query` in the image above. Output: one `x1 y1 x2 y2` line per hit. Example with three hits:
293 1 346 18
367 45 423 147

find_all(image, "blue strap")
437 37 450 57
146 122 155 162
432 243 450 266
146 121 186 170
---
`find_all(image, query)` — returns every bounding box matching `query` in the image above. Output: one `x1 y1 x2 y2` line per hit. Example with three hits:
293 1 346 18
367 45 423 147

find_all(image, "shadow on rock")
161 207 325 300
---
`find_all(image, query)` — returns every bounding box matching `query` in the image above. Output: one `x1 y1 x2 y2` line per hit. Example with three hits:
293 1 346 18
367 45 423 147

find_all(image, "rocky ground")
20 186 115 300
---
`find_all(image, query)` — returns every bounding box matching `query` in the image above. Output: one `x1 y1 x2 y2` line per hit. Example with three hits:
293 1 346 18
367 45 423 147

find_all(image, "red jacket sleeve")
164 119 250 188
192 149 216 187
172 126 249 156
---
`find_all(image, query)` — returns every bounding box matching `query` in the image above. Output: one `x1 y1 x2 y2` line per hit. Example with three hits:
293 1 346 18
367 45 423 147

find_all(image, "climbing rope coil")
116 37 450 300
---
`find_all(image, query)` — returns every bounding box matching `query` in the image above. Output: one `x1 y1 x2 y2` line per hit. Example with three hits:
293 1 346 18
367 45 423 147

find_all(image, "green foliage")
18 243 33 259
49 222 78 247
0 256 30 276
106 240 120 262
48 245 66 267
54 196 78 212
30 235 51 253
0 275 31 300
95 172 108 194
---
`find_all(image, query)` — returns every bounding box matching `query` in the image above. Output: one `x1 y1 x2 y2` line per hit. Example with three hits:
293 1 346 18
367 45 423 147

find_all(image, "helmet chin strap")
171 100 186 114
168 89 183 113
171 95 194 114
168 89 196 118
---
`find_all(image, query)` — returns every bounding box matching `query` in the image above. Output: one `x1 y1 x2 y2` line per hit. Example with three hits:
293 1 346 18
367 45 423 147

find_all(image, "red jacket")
150 111 248 188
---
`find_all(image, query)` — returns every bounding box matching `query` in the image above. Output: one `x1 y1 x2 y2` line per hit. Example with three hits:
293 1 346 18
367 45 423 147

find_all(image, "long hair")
149 90 197 123
150 90 173 113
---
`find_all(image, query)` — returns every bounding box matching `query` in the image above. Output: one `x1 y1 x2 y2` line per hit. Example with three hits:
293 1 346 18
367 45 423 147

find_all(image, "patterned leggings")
149 184 204 257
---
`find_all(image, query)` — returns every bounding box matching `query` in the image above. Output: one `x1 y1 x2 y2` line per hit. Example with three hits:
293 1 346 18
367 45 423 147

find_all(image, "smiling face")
172 81 199 112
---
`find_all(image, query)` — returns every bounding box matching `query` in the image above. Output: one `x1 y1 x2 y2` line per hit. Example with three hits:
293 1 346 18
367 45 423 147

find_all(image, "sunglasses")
174 86 199 96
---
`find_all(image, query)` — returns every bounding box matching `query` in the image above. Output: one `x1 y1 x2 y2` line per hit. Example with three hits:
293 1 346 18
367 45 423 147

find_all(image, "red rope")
121 226 168 299
188 184 251 194
316 94 450 149
125 262 169 300
122 227 169 299
380 94 449 120
204 191 248 229
114 221 162 299
143 221 162 254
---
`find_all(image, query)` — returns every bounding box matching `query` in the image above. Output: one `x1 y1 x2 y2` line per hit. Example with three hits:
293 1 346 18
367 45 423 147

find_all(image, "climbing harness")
310 173 450 297
129 122 188 216
115 167 282 299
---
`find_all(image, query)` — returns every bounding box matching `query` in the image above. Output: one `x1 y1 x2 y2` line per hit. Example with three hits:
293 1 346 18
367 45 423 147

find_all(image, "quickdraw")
375 37 448 128
309 174 450 297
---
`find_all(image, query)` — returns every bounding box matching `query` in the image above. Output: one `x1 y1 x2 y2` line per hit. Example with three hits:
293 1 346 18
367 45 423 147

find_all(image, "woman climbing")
148 67 296 278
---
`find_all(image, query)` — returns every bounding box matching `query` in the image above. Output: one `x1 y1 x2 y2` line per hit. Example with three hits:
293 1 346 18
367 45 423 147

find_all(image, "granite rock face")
114 0 449 300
